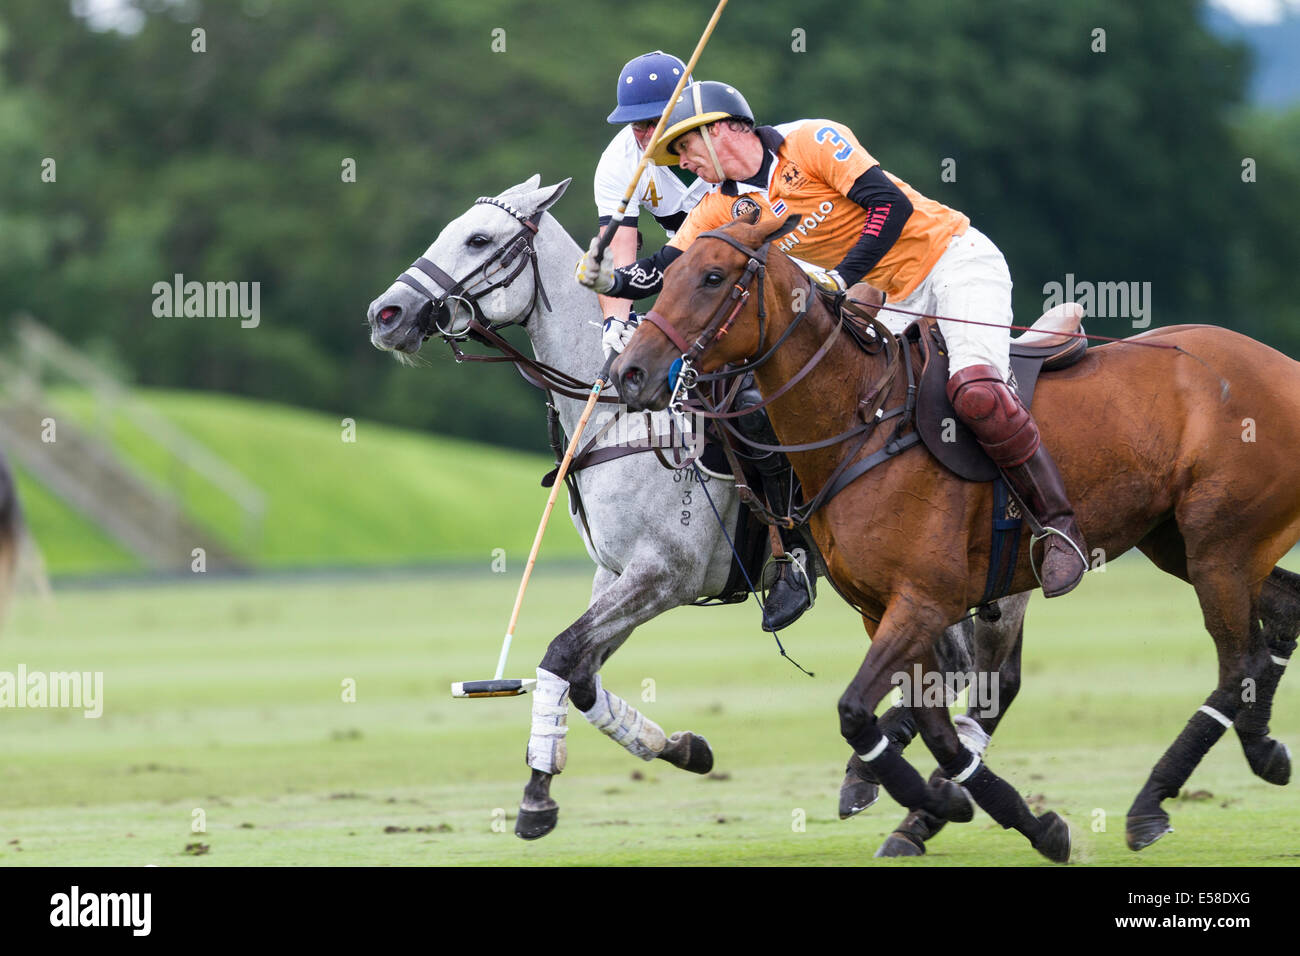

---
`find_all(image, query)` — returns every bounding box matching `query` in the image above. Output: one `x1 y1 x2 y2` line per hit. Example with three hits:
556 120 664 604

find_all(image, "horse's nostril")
378 306 400 326
623 366 645 391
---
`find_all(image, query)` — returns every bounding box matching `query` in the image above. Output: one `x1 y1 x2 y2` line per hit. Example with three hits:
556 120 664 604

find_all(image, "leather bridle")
396 195 552 343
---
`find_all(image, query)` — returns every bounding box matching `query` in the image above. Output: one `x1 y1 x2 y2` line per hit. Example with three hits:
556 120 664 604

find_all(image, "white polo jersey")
594 125 711 236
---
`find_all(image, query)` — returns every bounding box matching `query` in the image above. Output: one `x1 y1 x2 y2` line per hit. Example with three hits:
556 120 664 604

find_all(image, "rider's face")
672 128 720 182
630 120 657 152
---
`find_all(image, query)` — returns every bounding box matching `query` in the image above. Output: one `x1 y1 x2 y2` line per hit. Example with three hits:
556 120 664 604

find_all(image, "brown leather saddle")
910 304 1088 481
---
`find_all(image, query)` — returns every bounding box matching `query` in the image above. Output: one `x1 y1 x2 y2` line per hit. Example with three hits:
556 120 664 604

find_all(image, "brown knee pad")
946 364 1040 467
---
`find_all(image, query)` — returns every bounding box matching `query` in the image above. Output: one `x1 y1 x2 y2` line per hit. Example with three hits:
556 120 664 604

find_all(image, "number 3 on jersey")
815 126 854 161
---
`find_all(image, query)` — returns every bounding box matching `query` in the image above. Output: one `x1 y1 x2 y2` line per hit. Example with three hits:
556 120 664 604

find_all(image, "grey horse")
365 175 1031 853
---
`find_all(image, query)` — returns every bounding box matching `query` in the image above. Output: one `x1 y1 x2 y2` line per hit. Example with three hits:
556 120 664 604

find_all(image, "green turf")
33 388 586 572
0 552 1297 866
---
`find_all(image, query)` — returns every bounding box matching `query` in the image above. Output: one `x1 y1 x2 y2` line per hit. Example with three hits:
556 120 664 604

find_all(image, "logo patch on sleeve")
730 196 761 220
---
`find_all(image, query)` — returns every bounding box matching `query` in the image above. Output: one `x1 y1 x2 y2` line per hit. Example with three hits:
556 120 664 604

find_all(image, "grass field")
1 552 1298 868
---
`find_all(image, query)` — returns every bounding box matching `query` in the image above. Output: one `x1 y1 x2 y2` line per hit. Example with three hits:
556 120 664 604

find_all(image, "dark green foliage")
0 0 1295 450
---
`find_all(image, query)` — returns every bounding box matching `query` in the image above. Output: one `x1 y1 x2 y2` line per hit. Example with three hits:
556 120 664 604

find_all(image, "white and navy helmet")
648 81 754 166
606 51 689 124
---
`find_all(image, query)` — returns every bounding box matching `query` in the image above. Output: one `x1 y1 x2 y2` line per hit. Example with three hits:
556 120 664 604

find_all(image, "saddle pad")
911 322 1087 482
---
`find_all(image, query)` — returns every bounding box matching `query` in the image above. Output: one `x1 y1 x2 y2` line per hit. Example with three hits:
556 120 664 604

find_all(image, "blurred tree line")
1 0 1297 452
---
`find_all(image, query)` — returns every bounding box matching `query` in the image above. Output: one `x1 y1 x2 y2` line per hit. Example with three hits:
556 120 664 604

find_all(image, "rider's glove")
575 237 616 294
601 312 640 359
809 268 847 295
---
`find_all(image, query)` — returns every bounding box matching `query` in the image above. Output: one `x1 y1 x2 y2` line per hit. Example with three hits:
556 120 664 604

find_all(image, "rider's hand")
601 312 640 359
845 281 885 320
809 268 847 295
575 237 616 294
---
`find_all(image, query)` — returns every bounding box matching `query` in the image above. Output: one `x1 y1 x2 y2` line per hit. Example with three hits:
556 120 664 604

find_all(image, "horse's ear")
762 213 802 244
502 174 543 197
512 178 571 220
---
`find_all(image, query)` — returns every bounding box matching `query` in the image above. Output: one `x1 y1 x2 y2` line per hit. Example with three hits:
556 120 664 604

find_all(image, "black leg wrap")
947 761 1040 838
1235 637 1294 737
1137 692 1236 807
877 705 919 750
848 724 931 812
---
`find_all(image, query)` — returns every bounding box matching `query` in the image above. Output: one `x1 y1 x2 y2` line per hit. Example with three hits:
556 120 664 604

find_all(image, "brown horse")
612 215 1300 862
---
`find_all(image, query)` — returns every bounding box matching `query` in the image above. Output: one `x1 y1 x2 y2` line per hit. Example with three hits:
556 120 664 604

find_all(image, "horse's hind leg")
875 592 1029 857
1234 566 1299 785
1125 564 1271 850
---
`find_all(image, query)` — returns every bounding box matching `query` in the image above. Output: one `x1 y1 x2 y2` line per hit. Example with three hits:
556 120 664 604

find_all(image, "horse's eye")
704 271 724 287
467 235 491 248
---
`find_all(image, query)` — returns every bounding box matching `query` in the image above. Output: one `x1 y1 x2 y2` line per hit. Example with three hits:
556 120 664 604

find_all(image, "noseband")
396 195 552 342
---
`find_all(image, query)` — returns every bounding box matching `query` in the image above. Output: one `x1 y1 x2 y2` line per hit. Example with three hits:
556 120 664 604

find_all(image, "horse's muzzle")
612 355 669 411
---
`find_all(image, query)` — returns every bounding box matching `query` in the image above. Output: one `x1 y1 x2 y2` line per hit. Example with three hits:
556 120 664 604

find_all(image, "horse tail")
0 448 44 631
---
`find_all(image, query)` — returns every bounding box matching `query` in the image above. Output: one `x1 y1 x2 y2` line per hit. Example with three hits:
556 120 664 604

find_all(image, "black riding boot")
752 449 817 631
735 373 817 631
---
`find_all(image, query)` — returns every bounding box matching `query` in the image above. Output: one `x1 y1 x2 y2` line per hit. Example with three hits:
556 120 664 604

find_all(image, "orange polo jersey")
667 119 970 301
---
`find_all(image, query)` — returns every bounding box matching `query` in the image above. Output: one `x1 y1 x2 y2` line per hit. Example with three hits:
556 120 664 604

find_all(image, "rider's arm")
593 134 646 319
605 244 684 300
597 223 639 321
831 166 913 285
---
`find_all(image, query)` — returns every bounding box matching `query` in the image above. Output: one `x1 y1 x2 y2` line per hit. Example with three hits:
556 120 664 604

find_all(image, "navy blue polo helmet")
607 51 690 124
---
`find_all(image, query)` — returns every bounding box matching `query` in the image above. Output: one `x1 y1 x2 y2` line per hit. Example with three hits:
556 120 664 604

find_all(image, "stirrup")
1028 526 1089 591
760 547 815 610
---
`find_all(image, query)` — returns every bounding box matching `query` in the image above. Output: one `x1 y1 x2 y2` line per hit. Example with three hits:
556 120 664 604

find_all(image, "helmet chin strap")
690 84 727 182
700 123 726 182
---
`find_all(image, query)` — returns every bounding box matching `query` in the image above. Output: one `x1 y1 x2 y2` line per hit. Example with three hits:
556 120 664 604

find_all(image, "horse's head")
367 175 570 357
614 212 801 410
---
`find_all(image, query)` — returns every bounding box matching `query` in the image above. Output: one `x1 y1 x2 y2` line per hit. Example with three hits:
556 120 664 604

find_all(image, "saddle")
911 303 1088 481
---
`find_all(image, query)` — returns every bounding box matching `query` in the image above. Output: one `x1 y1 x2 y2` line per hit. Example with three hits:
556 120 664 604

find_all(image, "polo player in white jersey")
587 57 819 631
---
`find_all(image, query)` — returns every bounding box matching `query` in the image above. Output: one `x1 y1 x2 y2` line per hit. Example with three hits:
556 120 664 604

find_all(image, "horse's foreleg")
577 673 713 773
515 559 706 840
837 600 975 831
873 592 1031 856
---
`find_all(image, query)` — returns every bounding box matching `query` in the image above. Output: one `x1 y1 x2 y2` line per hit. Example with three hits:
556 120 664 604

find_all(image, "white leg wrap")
953 714 991 759
580 675 666 761
526 668 570 774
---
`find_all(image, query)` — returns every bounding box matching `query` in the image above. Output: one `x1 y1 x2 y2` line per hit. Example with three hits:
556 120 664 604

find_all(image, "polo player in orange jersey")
577 81 1089 598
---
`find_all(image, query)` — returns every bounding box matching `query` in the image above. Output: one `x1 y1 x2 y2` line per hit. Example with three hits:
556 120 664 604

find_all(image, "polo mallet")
451 358 615 699
589 0 730 265
452 0 731 699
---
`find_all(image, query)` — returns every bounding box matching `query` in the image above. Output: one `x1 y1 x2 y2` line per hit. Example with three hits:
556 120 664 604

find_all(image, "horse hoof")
1250 739 1291 786
874 831 926 857
1125 812 1172 851
1032 811 1071 864
659 731 714 775
839 757 880 819
934 779 974 824
515 806 558 840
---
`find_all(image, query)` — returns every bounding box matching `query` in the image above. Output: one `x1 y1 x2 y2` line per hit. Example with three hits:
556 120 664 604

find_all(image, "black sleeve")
832 166 913 285
606 245 684 300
